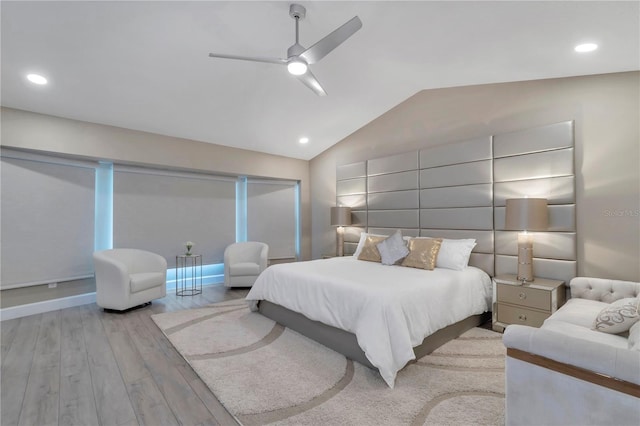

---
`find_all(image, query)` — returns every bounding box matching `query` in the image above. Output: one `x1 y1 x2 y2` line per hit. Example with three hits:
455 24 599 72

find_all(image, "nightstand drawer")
496 303 549 328
496 284 551 311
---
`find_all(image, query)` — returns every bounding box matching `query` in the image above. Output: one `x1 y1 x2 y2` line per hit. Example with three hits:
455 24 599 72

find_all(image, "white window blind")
1 151 96 289
247 179 298 259
113 166 236 267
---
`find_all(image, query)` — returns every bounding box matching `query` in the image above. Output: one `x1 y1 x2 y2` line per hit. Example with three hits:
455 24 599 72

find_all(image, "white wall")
0 107 311 307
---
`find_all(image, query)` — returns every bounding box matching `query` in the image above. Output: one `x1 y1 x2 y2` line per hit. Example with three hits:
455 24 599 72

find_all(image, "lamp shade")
505 198 548 231
330 206 352 227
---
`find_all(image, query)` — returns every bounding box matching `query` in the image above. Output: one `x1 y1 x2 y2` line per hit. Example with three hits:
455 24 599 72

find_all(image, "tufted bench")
502 277 640 426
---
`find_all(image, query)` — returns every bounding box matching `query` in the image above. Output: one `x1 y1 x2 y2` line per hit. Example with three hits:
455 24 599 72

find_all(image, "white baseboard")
1 277 225 321
1 292 97 321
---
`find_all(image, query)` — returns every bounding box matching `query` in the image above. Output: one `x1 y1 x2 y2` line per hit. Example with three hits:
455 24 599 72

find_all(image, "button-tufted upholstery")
503 276 640 425
570 276 640 303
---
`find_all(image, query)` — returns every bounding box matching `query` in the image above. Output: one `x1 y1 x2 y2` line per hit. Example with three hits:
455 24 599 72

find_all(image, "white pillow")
629 321 640 351
353 232 387 258
436 238 477 270
376 230 409 265
593 298 640 334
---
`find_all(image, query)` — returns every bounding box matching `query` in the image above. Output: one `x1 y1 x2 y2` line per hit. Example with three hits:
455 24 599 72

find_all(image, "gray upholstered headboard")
336 121 576 283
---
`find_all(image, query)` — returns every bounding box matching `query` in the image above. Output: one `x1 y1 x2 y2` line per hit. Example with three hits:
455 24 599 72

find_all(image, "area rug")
151 300 505 425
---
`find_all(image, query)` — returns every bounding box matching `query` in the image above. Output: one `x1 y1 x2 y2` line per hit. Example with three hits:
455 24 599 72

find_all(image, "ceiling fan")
208 4 362 96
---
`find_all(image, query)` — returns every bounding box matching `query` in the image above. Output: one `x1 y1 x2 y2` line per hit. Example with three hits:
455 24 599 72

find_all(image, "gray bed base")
258 300 491 371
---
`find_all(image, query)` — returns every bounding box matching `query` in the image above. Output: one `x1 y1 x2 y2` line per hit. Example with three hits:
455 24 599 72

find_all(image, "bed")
245 256 492 388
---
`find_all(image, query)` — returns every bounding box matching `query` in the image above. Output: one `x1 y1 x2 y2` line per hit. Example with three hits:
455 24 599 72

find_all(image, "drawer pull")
518 314 527 321
518 292 526 300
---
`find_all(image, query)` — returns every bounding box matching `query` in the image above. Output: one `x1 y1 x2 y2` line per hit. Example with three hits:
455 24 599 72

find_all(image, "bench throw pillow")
401 238 443 270
357 235 386 263
593 297 640 334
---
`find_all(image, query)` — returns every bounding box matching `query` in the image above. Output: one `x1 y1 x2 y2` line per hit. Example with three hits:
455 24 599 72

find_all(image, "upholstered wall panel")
337 194 366 209
420 160 492 188
350 211 367 226
368 228 420 237
495 255 577 286
494 205 576 232
344 226 365 243
419 136 492 168
368 210 419 228
420 184 492 208
494 176 575 206
492 120 575 284
469 254 495 277
336 177 366 196
495 232 576 260
335 121 575 282
420 207 493 230
547 205 576 232
493 148 574 182
368 170 419 193
493 121 573 158
368 190 419 210
367 151 418 176
336 161 369 255
419 229 494 253
336 161 366 181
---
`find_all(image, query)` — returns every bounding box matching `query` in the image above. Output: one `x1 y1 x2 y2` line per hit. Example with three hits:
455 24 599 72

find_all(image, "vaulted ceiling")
2 1 638 160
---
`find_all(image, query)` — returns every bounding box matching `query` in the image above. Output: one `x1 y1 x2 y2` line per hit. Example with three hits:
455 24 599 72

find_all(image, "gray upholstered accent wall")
336 121 576 283
493 121 576 284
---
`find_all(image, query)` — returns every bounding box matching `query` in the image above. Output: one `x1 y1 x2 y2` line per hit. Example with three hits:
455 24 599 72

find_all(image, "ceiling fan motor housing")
287 43 305 58
289 4 306 20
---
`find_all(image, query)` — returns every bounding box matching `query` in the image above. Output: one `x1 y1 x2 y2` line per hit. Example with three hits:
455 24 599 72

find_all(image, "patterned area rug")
151 300 505 425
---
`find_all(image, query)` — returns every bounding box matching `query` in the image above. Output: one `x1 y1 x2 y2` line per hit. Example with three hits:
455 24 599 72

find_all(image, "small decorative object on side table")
184 241 194 256
176 254 202 296
492 274 565 332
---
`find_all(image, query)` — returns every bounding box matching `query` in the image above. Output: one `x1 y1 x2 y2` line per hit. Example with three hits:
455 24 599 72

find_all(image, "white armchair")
224 242 269 287
93 248 167 311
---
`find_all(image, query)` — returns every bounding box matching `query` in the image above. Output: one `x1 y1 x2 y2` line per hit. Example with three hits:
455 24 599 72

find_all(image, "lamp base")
336 227 344 257
517 245 534 283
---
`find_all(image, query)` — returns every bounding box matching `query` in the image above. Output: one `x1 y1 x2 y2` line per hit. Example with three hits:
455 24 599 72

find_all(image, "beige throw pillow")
357 235 385 263
401 238 442 270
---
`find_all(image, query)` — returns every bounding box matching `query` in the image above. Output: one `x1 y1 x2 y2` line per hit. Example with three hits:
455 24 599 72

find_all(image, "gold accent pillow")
357 235 386 262
401 238 443 270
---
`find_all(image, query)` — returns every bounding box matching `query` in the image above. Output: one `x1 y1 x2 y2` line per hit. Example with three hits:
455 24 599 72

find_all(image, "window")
1 150 95 288
247 179 299 260
113 166 236 267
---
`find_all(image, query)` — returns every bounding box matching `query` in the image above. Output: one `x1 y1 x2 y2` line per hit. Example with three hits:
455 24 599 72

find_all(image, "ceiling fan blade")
295 69 327 96
299 16 362 64
208 53 287 65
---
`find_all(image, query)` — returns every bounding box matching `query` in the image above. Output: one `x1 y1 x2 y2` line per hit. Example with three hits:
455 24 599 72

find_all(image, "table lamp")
505 198 548 283
331 206 352 256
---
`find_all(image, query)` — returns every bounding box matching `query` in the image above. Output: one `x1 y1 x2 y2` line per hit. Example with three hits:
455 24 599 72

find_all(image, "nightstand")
492 274 565 332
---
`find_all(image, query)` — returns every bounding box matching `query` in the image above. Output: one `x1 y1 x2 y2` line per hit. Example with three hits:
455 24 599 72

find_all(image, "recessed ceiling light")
574 43 598 53
26 73 48 85
299 137 309 144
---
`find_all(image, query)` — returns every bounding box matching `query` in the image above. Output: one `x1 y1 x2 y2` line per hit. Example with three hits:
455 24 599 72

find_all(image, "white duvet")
245 256 492 387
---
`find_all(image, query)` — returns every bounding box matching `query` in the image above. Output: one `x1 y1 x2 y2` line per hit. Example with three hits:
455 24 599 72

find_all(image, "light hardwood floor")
1 284 249 426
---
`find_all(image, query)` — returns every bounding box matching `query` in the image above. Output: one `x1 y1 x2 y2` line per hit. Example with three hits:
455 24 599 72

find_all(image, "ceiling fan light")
287 60 308 75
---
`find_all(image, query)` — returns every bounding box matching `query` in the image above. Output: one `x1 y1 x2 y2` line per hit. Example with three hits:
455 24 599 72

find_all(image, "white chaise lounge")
503 276 640 426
